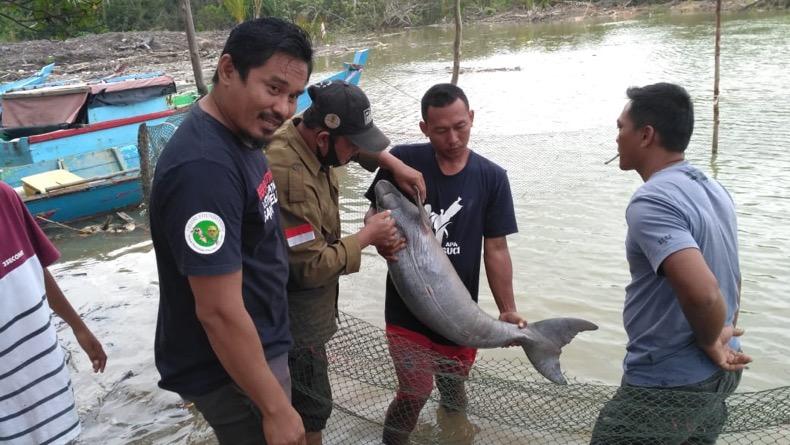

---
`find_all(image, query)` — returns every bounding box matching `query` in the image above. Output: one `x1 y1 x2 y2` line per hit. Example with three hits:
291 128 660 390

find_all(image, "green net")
136 110 190 209
281 312 790 445
135 116 790 445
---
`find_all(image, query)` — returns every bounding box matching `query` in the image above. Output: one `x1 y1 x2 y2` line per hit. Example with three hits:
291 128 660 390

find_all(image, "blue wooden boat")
0 71 181 162
0 50 369 224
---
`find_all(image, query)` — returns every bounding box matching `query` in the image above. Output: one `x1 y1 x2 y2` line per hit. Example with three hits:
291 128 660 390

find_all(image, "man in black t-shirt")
364 84 528 445
150 18 311 445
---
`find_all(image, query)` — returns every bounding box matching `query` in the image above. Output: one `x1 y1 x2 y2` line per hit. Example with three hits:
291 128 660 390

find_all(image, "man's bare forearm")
679 289 726 348
662 248 727 348
484 238 517 313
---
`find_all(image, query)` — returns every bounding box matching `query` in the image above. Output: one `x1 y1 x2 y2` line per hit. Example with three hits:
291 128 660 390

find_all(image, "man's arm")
190 272 305 445
483 236 526 328
358 151 425 203
661 248 751 371
43 268 106 373
278 201 398 289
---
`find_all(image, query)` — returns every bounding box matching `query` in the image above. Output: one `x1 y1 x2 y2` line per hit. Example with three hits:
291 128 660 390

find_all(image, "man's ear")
316 131 330 155
469 109 475 126
640 125 656 147
419 121 428 137
216 54 235 85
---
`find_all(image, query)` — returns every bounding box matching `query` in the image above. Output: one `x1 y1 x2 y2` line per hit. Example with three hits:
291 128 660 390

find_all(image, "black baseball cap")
302 80 389 152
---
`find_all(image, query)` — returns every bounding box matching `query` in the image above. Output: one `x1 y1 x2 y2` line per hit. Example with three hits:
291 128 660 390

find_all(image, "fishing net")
136 109 190 207
278 312 790 445
134 117 790 445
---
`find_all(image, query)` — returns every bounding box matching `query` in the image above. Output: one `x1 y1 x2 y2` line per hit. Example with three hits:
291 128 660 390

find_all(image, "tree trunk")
181 0 208 96
451 0 462 85
712 0 721 154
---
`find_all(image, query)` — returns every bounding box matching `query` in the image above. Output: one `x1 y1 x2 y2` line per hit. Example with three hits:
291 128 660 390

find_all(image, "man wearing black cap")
266 79 425 445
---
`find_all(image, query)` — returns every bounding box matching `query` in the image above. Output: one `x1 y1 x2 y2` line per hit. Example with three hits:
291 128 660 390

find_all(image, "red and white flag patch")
285 224 315 247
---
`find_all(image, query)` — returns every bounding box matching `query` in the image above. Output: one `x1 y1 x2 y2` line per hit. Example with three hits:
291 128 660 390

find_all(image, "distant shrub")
104 0 183 32
195 4 235 31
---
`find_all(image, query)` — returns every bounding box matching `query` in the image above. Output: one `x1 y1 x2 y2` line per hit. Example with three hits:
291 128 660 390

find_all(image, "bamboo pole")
137 123 152 208
712 0 721 154
181 0 208 96
451 0 462 85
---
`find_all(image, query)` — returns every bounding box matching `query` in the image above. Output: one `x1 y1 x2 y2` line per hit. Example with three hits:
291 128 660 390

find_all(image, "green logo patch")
185 212 225 254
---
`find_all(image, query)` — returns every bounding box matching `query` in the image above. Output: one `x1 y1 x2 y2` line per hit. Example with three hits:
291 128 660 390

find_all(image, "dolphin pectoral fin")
521 318 598 385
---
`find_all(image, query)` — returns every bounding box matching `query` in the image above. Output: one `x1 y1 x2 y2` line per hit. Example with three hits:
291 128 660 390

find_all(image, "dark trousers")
182 353 291 445
289 345 333 432
590 369 742 445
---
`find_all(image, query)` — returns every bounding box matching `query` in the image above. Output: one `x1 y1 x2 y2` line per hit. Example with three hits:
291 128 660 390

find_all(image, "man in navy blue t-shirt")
150 18 311 445
364 83 528 445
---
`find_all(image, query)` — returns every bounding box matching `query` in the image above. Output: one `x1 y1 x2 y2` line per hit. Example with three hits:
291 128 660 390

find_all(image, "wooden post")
137 123 152 209
712 0 721 154
451 0 462 85
181 0 208 96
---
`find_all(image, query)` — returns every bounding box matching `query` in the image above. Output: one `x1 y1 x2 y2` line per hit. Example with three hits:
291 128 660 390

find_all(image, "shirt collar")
283 118 323 176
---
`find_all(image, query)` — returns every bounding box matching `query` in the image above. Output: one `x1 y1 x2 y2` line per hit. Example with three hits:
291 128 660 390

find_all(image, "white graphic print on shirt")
425 197 463 256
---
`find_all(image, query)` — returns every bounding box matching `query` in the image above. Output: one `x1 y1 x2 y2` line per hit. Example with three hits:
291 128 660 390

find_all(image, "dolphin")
374 179 597 384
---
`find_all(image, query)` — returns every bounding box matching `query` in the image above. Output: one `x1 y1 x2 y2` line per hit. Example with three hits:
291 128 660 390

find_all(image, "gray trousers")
590 369 742 445
183 353 291 445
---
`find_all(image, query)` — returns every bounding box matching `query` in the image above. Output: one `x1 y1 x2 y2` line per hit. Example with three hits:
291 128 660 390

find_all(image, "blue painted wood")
24 178 142 223
88 96 170 123
0 138 34 168
26 114 172 164
352 49 369 65
0 158 60 186
295 53 367 114
0 63 55 95
0 145 137 188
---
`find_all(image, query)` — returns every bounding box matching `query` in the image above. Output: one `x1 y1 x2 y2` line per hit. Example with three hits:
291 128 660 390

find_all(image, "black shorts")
182 353 291 445
289 345 333 432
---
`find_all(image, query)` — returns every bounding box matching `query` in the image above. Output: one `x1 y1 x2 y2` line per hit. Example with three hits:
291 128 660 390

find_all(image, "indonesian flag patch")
285 223 315 247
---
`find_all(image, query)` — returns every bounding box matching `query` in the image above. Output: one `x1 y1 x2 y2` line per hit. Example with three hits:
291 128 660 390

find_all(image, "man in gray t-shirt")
591 83 751 445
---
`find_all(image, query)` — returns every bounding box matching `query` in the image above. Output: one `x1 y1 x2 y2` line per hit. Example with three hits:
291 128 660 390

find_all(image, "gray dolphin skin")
374 179 598 384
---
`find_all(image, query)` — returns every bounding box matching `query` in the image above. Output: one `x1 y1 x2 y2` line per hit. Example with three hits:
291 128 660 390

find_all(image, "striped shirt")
0 182 80 445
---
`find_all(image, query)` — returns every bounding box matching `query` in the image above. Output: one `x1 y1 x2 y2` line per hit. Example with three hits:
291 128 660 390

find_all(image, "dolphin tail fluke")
520 318 598 385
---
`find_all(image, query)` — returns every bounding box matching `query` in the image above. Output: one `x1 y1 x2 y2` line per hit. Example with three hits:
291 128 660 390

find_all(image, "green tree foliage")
194 3 235 31
12 0 783 41
223 0 247 23
100 0 238 33
103 0 183 32
0 0 103 40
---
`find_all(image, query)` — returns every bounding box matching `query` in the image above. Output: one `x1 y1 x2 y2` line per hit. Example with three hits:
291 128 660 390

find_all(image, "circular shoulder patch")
184 212 226 254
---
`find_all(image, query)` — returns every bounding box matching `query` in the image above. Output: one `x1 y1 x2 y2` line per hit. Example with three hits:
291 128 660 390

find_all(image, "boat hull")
24 176 141 223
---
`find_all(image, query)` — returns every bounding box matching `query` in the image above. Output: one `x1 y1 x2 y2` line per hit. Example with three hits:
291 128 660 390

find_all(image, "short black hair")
212 17 313 84
625 82 694 153
421 83 470 121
